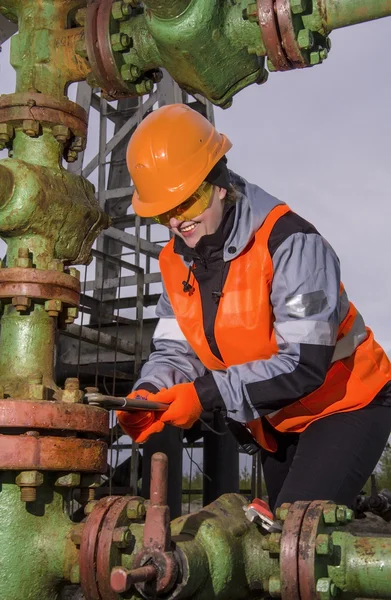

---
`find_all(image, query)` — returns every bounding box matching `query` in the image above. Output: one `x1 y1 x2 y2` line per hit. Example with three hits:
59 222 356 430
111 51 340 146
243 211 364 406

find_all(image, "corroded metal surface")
257 0 291 71
0 400 109 436
0 268 80 305
280 501 310 600
0 435 107 472
298 500 331 600
275 0 307 67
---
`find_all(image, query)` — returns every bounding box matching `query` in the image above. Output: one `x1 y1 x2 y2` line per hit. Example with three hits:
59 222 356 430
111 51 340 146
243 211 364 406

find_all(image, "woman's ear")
218 187 227 200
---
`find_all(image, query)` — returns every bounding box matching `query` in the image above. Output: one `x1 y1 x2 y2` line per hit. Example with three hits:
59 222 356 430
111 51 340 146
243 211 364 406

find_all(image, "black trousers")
261 400 391 512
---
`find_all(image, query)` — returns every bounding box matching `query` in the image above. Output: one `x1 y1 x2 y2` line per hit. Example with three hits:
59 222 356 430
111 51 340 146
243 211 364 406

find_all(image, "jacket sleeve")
194 229 344 423
133 283 206 393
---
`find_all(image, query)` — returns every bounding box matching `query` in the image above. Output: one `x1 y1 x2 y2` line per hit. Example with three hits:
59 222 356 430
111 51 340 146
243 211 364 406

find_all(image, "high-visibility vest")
160 204 391 450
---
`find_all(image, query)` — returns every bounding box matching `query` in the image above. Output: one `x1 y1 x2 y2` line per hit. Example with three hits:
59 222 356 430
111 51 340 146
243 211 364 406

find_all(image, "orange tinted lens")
153 182 213 226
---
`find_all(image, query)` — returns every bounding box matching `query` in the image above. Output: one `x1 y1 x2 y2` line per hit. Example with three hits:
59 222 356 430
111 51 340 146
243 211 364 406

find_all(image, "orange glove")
156 382 203 429
247 418 278 453
116 389 165 443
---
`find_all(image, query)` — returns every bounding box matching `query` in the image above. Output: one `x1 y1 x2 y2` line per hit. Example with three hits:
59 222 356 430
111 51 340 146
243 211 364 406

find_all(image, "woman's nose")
169 216 181 229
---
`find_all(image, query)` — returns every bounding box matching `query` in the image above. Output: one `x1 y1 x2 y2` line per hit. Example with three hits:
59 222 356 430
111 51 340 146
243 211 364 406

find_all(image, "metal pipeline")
321 0 391 30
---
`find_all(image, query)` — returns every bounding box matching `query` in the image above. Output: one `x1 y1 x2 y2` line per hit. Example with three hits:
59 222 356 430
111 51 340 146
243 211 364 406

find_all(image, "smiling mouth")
179 222 198 233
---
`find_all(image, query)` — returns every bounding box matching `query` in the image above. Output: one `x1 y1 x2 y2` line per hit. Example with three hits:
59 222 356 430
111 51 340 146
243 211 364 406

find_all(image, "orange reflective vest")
159 204 391 449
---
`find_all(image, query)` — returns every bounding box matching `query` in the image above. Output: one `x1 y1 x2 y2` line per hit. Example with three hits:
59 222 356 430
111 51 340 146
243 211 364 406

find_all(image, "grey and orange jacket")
134 172 391 446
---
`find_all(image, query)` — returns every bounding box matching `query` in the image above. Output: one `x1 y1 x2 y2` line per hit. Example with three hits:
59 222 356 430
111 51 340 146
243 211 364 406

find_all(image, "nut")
16 470 44 487
275 503 290 521
74 7 86 26
297 28 314 50
126 497 146 520
291 0 307 14
12 296 31 312
70 564 80 584
242 3 258 22
315 533 333 555
267 58 276 72
112 526 132 548
0 123 14 144
63 377 83 403
65 306 79 325
268 575 281 598
22 119 40 137
111 1 132 20
336 505 354 523
14 247 32 268
66 149 78 163
84 500 99 516
121 64 141 82
55 473 81 487
135 79 153 94
45 299 63 317
111 32 131 52
310 51 321 65
68 267 81 280
323 505 337 524
70 524 84 545
319 48 328 60
48 259 64 272
70 137 86 153
75 38 88 58
316 578 339 600
269 532 282 554
52 125 70 144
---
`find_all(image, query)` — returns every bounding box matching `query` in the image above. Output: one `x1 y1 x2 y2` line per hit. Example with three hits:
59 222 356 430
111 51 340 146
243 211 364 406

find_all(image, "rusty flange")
0 434 107 472
257 0 292 71
0 268 80 305
275 0 307 67
298 500 333 600
0 92 87 156
0 400 109 436
80 495 141 600
280 501 311 600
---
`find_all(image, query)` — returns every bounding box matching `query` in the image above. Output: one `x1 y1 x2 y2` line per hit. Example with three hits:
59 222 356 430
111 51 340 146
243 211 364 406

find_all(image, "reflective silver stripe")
339 288 350 323
285 290 329 319
332 311 367 362
274 320 336 345
153 318 187 341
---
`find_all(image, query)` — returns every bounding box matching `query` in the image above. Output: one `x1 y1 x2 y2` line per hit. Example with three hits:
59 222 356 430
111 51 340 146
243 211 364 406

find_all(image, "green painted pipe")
142 0 193 19
0 476 74 600
321 0 391 30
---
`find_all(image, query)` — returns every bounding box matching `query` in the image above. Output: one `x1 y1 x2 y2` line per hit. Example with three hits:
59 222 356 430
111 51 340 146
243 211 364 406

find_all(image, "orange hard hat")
126 104 232 218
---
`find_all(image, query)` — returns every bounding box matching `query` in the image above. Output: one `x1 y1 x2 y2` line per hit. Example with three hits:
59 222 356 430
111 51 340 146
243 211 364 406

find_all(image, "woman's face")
169 186 227 248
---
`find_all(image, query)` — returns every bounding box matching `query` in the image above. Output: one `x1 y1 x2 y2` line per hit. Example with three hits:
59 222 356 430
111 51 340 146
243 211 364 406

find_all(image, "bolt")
111 32 131 52
70 524 84 545
55 472 81 487
112 1 132 20
269 532 282 554
112 526 132 549
267 58 276 72
111 565 156 594
14 247 32 268
242 2 258 22
66 149 78 163
275 503 290 521
297 28 314 50
12 296 31 312
68 267 80 280
84 500 98 516
315 533 334 555
316 578 339 600
70 564 80 584
121 63 141 82
310 51 321 65
135 79 154 94
75 38 88 58
65 306 79 325
52 124 70 144
126 497 146 520
268 575 281 598
22 119 39 137
0 123 14 145
63 377 82 403
291 0 307 14
74 7 87 26
28 380 45 400
319 48 328 60
323 505 337 524
16 470 43 502
336 505 354 523
48 259 64 272
45 299 63 317
70 136 86 153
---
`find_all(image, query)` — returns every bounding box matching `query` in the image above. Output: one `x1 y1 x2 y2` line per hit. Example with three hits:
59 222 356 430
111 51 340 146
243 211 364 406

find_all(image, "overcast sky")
214 18 391 354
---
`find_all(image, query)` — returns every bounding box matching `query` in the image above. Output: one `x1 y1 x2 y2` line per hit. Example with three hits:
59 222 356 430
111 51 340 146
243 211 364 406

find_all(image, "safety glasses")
152 181 214 226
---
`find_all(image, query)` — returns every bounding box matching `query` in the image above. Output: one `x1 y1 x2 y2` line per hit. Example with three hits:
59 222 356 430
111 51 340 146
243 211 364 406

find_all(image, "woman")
118 103 391 511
